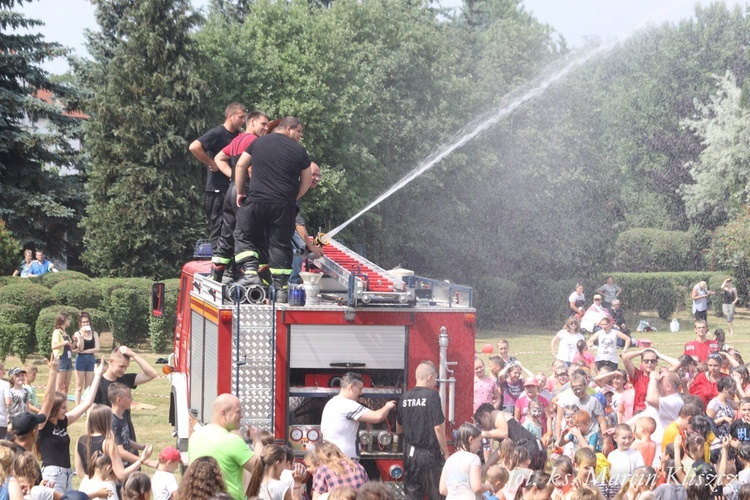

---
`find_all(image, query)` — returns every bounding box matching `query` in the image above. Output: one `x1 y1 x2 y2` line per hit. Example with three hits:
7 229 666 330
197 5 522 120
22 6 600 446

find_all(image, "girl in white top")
588 317 630 369
439 423 492 500
552 316 585 365
79 451 120 500
248 444 295 500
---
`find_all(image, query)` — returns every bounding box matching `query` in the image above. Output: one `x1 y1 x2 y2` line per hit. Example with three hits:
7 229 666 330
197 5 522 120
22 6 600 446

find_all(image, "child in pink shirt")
572 339 595 370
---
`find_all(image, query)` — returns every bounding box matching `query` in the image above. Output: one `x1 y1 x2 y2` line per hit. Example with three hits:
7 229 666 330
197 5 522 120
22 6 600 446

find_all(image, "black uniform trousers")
204 190 226 253
404 445 444 500
234 200 295 274
213 182 238 263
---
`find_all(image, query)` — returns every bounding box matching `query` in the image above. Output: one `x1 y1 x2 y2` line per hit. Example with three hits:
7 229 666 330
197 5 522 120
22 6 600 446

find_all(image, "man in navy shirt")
189 103 246 255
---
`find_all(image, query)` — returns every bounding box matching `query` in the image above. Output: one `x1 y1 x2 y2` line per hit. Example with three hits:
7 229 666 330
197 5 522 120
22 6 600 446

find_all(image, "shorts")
75 353 96 372
723 304 735 323
42 465 73 494
58 354 73 372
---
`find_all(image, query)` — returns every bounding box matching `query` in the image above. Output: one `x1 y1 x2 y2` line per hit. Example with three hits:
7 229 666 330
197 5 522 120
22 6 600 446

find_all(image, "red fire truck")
152 237 476 486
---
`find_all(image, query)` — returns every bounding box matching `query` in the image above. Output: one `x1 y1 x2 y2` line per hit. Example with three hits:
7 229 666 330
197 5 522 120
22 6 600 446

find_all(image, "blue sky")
19 0 743 75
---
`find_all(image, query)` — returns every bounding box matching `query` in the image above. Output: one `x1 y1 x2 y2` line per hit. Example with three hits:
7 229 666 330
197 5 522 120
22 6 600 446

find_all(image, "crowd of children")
469 322 750 500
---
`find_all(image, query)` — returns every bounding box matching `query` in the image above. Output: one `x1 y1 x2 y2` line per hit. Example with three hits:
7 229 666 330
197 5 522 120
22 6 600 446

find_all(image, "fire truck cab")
155 238 476 486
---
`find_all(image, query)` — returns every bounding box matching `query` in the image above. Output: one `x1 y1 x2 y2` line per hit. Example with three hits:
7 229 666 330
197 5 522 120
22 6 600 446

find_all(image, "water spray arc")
326 41 618 240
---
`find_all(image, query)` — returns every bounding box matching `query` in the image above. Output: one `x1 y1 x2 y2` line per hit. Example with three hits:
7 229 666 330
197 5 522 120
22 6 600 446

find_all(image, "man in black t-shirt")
95 347 158 442
396 361 448 500
189 102 246 254
233 116 312 302
209 111 270 283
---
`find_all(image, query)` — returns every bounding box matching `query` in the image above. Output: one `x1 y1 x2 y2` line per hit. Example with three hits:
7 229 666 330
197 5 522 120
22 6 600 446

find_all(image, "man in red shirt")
621 348 680 414
683 320 719 362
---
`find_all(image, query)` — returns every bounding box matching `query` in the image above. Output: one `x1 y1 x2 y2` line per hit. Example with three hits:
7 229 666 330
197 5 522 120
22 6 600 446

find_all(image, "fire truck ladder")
315 238 415 306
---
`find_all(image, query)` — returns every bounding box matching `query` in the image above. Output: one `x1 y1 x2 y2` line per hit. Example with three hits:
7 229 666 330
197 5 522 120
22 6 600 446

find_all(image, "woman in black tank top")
73 311 101 406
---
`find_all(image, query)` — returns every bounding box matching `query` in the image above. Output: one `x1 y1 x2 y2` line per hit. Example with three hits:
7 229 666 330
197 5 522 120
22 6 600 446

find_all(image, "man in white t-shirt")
321 372 396 458
645 369 684 443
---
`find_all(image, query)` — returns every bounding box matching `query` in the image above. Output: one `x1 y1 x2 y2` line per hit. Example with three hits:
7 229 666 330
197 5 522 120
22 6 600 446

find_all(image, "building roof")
34 89 88 119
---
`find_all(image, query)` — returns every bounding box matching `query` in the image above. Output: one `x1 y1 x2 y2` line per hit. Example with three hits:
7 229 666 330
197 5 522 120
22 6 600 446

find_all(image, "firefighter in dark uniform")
209 111 270 283
189 102 247 255
396 361 449 500
233 116 312 302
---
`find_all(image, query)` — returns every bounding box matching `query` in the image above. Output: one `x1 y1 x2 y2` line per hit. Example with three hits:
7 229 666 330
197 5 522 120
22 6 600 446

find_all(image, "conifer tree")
79 0 208 278
0 0 84 259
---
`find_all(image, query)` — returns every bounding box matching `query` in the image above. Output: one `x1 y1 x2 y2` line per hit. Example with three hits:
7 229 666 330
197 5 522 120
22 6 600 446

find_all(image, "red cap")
523 377 538 387
159 446 181 462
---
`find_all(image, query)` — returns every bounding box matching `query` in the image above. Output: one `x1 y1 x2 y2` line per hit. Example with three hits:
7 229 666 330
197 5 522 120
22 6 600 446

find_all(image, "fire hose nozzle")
314 232 329 247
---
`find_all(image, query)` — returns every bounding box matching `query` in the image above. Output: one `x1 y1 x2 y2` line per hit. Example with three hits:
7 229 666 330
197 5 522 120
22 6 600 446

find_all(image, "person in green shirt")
188 394 264 500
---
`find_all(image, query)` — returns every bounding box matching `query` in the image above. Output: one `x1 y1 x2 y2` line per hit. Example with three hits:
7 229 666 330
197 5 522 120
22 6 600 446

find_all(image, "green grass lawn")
11 305 748 486
14 333 175 485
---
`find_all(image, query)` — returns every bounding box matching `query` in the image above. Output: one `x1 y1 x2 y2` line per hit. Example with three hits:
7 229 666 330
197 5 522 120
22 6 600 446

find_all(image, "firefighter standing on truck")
396 361 449 500
233 116 312 302
209 111 270 283
188 103 247 255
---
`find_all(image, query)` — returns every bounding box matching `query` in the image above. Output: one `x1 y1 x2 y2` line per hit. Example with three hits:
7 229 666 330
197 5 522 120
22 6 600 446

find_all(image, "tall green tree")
681 71 750 228
0 0 84 259
79 0 208 278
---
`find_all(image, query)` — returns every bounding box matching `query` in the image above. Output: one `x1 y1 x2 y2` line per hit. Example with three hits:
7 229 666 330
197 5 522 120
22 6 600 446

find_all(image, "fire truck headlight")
389 465 403 480
358 430 372 446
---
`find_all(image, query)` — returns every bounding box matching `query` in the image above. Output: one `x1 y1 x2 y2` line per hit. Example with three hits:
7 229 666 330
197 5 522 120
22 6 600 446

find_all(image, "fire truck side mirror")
151 282 165 317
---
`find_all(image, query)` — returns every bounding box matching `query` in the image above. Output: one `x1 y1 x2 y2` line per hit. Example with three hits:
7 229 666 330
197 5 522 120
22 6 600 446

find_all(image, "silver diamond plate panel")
384 481 405 500
232 305 274 432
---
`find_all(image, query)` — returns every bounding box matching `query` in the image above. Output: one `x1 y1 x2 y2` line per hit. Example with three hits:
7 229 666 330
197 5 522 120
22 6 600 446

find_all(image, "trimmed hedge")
110 288 149 347
616 228 701 272
0 323 32 362
0 303 24 325
52 280 104 311
36 270 91 288
94 277 152 304
0 283 56 325
86 308 113 334
35 306 79 359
